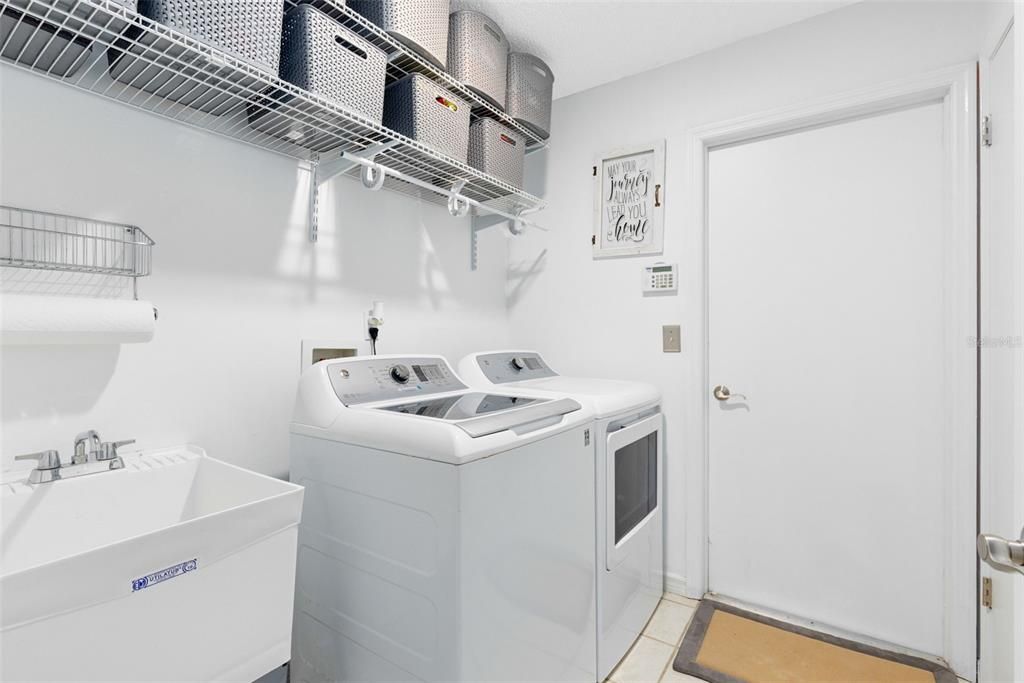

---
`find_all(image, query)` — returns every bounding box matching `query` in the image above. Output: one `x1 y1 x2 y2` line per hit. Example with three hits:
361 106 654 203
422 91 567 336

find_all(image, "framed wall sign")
593 140 666 258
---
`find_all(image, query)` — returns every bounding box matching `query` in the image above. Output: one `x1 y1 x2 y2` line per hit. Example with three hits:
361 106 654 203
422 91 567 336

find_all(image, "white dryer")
458 351 664 682
289 355 598 683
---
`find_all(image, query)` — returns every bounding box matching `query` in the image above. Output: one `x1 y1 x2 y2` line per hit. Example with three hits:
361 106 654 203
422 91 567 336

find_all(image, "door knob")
713 385 747 401
977 528 1024 575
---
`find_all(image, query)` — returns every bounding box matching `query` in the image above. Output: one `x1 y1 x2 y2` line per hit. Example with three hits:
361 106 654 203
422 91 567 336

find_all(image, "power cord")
368 325 379 355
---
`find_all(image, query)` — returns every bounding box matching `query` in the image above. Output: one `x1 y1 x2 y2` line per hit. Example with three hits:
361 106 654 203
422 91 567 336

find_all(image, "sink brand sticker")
132 558 197 592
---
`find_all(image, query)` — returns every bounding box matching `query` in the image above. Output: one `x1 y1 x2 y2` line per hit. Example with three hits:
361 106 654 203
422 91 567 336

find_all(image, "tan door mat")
672 600 957 683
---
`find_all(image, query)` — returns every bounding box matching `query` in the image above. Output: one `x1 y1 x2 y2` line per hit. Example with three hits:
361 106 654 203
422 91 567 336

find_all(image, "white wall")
511 1 991 595
0 66 512 477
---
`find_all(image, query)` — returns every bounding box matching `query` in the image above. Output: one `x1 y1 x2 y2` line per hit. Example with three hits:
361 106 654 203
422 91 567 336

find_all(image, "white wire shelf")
0 205 154 278
0 0 547 222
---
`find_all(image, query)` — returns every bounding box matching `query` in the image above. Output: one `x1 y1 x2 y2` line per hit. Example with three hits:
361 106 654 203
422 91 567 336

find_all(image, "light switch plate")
663 325 681 353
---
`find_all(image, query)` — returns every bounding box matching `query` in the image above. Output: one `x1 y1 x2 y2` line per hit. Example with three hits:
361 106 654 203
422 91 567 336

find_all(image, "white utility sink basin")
1 445 304 682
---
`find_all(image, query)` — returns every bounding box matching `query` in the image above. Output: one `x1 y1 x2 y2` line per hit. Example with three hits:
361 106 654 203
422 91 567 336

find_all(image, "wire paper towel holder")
0 205 155 298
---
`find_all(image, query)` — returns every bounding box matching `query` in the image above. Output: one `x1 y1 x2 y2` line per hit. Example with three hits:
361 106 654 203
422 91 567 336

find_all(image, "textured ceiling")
450 1 857 99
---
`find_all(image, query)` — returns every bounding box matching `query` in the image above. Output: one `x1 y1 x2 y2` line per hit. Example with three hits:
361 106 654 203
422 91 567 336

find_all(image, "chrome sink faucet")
14 430 135 485
73 429 101 465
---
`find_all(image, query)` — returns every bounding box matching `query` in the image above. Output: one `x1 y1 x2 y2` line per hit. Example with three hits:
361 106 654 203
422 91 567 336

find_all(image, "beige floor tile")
643 600 696 646
660 664 705 683
609 636 675 683
662 592 700 608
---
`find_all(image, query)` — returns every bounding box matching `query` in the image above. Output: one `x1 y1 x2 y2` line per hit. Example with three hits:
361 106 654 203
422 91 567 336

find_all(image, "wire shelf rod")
340 151 547 231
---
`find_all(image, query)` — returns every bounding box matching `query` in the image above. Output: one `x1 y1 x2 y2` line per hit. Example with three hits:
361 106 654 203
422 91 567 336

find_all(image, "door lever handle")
978 530 1024 575
713 385 747 401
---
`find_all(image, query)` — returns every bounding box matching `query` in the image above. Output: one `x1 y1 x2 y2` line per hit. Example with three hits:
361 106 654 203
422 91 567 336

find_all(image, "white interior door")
980 18 1023 683
707 101 975 674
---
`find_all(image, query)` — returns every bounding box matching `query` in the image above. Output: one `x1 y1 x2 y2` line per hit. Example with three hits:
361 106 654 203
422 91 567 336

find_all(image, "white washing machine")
289 355 598 683
458 351 664 681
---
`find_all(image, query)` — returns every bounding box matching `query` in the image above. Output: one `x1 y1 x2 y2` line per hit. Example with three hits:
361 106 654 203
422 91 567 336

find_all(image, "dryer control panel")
474 351 558 384
325 356 467 405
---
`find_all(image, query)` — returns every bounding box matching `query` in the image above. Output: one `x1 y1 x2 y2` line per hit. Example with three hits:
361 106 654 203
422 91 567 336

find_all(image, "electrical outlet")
365 301 384 341
663 325 681 353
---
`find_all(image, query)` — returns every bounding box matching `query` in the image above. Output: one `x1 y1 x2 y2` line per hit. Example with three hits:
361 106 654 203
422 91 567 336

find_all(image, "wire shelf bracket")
307 141 398 241
470 207 544 271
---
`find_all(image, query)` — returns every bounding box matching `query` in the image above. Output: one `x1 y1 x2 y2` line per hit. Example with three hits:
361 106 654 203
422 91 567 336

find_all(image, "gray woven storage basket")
468 118 524 189
506 52 553 140
107 35 261 114
349 0 449 69
279 5 385 121
136 0 284 72
447 10 508 111
248 4 386 147
107 0 284 114
383 73 469 162
1 0 137 78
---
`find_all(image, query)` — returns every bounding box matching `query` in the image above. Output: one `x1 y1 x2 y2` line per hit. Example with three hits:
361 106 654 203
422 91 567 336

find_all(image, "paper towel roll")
1 295 157 345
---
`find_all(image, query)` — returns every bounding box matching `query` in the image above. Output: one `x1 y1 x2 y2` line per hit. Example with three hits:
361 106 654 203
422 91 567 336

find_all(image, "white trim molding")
1014 5 1024 678
683 63 978 677
978 13 1018 683
664 572 689 599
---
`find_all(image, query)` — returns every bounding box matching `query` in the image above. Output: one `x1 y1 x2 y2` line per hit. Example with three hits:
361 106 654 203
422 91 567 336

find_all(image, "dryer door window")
606 412 663 569
614 432 658 543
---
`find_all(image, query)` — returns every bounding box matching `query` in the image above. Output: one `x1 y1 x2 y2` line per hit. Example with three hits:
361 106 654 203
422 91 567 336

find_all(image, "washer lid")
375 393 582 438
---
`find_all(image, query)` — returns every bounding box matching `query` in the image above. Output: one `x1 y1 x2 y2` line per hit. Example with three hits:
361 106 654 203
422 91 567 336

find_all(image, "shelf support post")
308 153 320 243
470 213 516 271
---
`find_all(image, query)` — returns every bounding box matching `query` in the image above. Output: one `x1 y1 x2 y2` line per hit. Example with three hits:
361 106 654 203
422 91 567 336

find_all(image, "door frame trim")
1013 4 1024 679
683 63 978 676
978 12 1016 683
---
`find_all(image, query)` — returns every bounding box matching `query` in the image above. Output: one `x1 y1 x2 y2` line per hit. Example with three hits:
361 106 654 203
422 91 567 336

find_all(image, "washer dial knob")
510 357 527 371
390 364 411 384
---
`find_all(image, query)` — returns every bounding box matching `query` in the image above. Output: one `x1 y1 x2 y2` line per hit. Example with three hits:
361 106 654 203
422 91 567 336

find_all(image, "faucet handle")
95 439 135 462
15 450 62 470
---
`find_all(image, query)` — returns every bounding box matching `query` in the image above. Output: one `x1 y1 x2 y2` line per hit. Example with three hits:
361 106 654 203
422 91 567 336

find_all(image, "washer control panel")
474 351 558 384
326 356 467 405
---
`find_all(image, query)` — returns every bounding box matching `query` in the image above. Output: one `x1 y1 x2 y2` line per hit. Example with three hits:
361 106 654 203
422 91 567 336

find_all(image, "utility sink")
1 445 304 682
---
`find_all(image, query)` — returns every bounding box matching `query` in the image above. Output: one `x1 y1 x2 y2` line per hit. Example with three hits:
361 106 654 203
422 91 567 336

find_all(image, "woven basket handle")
333 34 367 61
483 22 501 42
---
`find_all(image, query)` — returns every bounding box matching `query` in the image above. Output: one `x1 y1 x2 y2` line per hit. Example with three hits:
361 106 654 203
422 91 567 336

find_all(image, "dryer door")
606 413 663 570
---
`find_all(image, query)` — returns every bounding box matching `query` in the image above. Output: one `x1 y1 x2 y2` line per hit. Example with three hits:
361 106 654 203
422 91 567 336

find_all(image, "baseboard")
665 572 697 599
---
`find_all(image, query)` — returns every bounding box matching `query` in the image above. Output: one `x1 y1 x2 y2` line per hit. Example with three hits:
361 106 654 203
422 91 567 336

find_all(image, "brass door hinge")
982 576 993 608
